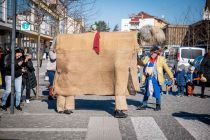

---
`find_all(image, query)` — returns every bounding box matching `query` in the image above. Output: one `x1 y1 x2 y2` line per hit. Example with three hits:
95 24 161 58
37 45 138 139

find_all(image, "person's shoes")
64 110 73 114
48 96 54 100
57 110 64 114
154 104 161 111
176 95 180 97
114 110 128 118
15 105 22 111
1 105 7 111
136 105 146 110
201 95 207 99
26 99 30 104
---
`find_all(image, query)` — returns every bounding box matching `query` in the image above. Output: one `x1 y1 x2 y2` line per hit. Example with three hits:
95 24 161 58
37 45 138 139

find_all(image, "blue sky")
90 0 205 30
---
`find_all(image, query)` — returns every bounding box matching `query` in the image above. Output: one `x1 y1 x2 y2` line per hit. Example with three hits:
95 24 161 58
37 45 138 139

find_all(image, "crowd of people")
0 47 37 111
148 48 210 99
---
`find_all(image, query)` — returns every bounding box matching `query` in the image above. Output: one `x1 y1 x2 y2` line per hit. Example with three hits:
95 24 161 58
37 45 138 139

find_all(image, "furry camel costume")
53 25 166 112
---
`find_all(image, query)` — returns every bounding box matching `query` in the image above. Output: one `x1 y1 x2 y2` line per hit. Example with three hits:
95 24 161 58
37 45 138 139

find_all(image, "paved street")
0 60 210 140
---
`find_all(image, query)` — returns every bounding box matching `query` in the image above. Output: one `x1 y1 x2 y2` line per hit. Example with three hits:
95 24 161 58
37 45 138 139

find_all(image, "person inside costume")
137 46 174 111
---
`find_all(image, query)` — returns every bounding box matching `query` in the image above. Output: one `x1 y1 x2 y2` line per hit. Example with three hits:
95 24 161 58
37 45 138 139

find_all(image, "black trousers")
21 78 31 100
200 81 206 97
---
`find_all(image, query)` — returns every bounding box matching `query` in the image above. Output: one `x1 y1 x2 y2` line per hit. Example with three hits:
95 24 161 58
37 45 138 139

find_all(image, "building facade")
0 0 84 57
121 11 168 31
203 0 210 20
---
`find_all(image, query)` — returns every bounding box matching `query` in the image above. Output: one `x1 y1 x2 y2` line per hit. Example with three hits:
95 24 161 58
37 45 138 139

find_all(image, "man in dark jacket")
200 49 210 98
1 48 24 111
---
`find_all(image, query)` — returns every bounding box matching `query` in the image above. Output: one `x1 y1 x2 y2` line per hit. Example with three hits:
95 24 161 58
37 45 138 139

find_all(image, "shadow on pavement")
172 111 210 125
41 98 147 116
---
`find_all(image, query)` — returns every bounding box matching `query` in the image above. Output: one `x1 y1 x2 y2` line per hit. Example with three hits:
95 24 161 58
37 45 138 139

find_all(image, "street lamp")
10 0 16 114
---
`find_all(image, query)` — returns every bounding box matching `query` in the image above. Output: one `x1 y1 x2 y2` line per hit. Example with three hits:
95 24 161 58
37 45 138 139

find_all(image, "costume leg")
115 96 127 110
65 96 75 110
57 95 65 112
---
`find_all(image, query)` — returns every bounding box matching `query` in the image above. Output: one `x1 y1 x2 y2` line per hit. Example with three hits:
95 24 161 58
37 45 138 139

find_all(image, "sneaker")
57 110 64 114
136 105 146 110
26 99 30 103
1 105 7 111
201 95 207 99
154 104 161 111
176 95 180 97
64 110 73 114
15 105 22 111
114 110 128 118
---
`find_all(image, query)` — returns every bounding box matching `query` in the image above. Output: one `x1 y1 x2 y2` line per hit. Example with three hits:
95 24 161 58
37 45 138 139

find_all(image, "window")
181 49 203 59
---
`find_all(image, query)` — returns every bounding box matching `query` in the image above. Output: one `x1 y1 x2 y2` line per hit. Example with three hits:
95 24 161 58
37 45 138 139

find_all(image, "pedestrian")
186 66 197 96
164 65 174 95
175 65 187 97
39 44 44 67
47 48 56 100
21 54 37 103
200 49 210 98
45 44 50 60
1 47 24 111
137 45 174 111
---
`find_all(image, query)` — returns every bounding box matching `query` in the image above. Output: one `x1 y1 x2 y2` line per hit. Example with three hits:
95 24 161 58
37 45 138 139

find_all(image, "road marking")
0 128 87 132
175 117 210 140
131 117 167 140
86 117 122 140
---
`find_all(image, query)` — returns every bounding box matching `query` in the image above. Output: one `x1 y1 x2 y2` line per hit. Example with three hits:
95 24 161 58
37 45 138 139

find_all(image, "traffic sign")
21 21 30 31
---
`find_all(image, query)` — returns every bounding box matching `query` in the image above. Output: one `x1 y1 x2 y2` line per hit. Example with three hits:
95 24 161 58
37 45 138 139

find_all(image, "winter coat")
22 60 37 89
200 54 210 81
175 70 187 86
5 54 23 78
139 56 174 85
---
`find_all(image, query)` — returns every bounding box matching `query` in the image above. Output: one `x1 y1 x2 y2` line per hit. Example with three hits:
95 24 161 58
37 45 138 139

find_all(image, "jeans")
177 85 185 96
47 70 55 86
2 76 22 107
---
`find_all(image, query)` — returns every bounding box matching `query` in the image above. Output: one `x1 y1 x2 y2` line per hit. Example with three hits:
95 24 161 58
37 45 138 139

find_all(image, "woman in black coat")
200 49 210 98
21 54 37 103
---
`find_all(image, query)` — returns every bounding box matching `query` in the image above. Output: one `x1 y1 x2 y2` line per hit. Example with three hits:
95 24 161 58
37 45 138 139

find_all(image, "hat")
15 46 23 53
150 45 159 53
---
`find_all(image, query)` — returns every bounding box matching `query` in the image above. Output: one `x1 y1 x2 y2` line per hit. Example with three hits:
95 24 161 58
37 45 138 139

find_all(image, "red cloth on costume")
93 31 100 55
150 57 157 63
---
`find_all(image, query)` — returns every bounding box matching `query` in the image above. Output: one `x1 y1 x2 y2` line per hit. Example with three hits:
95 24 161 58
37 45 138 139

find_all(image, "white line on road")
86 117 122 140
175 117 210 140
0 128 87 132
131 117 167 140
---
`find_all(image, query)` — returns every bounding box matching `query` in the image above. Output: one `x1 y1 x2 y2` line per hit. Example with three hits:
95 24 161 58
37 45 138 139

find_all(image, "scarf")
93 31 100 55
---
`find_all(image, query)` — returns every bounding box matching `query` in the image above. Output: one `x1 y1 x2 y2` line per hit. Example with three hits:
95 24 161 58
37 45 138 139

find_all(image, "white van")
176 47 206 70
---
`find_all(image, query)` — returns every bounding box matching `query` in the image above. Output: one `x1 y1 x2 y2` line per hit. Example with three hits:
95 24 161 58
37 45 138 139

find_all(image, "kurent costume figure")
52 25 168 117
137 26 174 111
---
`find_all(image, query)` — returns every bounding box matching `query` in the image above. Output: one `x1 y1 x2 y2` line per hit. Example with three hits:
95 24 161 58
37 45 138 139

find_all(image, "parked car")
175 47 206 70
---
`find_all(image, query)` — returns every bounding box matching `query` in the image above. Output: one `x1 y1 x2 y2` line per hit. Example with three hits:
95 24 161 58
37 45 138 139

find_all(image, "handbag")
127 68 136 95
200 75 207 82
